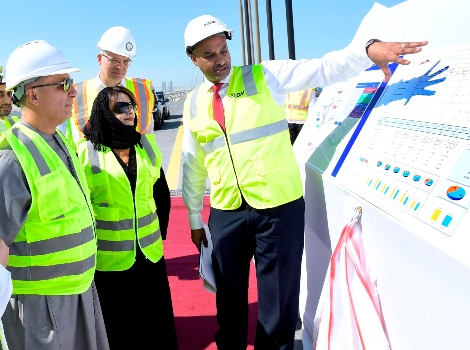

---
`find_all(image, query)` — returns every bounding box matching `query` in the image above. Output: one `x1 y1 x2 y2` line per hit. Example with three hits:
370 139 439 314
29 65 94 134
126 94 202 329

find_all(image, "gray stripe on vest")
134 79 148 128
10 225 94 257
11 128 50 177
97 239 134 252
75 82 87 132
241 65 258 96
137 212 158 228
8 254 95 281
96 218 134 231
140 136 156 166
139 229 161 249
87 141 101 175
189 86 201 120
6 116 15 126
230 119 287 145
202 136 226 155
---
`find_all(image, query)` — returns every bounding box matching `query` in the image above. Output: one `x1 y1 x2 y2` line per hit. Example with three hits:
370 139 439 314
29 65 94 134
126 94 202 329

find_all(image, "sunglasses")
31 77 74 92
113 101 137 114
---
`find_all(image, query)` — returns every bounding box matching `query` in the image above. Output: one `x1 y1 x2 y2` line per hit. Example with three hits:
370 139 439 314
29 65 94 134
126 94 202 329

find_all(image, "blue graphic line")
331 63 399 178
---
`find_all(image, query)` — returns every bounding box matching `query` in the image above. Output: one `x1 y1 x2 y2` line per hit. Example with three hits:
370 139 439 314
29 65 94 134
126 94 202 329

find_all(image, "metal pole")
285 0 296 59
253 0 262 63
239 0 246 65
247 0 255 64
244 0 253 64
266 0 275 60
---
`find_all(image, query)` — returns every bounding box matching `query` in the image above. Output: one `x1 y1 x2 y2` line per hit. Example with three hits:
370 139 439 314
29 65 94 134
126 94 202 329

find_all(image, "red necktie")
211 83 225 131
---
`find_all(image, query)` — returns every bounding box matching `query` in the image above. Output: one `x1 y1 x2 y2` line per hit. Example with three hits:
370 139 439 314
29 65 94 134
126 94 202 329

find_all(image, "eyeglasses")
31 77 74 92
113 101 137 114
101 53 132 67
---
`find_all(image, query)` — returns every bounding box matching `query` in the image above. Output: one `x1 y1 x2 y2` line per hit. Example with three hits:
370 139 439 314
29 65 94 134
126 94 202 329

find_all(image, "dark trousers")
209 197 305 350
288 123 304 145
94 254 178 349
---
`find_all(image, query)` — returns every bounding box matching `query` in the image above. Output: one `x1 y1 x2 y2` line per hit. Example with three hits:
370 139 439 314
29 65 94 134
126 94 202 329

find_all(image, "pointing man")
182 14 427 350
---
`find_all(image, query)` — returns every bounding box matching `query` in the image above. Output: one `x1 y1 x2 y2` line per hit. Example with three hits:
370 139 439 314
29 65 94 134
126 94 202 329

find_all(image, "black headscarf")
83 86 142 151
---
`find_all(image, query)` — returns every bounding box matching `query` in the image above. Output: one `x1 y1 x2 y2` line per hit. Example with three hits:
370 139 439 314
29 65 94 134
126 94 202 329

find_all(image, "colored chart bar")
414 203 420 211
366 178 371 185
403 197 409 205
383 186 390 195
441 215 453 227
373 179 379 188
375 181 382 190
431 208 442 221
400 193 407 203
410 200 416 209
393 190 400 200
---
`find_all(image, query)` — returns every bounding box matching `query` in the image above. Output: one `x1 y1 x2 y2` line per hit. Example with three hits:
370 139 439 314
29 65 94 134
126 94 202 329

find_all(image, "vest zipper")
221 129 244 196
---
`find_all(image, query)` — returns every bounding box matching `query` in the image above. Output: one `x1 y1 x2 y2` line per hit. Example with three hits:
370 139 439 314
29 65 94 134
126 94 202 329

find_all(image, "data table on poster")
335 44 470 237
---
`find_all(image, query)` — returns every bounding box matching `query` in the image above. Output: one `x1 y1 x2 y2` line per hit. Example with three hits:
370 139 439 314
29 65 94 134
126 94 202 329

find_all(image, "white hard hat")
5 40 80 100
184 15 233 55
97 26 136 58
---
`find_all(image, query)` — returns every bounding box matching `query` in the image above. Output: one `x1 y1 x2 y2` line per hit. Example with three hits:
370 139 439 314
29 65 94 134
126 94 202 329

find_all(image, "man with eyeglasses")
0 65 19 133
0 40 109 350
61 26 155 144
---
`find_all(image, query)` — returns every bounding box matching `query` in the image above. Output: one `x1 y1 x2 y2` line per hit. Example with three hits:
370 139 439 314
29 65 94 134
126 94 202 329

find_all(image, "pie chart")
446 186 466 200
424 178 434 186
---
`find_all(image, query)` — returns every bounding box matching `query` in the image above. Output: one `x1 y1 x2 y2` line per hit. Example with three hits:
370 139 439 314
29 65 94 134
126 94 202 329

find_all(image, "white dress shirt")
182 41 374 230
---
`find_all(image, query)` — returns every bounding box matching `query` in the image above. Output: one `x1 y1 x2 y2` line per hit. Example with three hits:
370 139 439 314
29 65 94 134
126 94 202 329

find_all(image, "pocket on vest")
35 170 69 221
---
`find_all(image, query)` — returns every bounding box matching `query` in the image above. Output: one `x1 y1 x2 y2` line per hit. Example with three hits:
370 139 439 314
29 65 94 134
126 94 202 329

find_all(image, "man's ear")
190 55 199 67
97 53 102 65
25 88 40 106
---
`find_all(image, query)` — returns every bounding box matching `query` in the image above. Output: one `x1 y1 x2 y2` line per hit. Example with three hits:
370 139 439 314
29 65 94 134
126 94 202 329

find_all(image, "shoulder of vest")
125 77 152 85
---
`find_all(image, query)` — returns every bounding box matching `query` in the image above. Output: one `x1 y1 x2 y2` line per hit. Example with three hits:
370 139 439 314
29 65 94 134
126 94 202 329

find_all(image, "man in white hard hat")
181 14 428 350
0 40 109 350
0 65 19 132
61 26 155 144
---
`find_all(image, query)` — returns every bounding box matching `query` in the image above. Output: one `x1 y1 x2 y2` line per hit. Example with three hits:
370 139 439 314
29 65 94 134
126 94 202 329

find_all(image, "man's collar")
95 73 126 91
203 68 232 91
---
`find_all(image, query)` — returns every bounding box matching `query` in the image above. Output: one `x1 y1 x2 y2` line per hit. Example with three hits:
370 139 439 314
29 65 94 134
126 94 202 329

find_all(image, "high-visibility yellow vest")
184 64 303 210
69 77 154 142
3 124 96 295
76 134 163 271
0 115 19 132
286 88 315 122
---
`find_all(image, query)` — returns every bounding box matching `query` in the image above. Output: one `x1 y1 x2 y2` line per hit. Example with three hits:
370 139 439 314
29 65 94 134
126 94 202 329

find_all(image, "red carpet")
164 196 258 350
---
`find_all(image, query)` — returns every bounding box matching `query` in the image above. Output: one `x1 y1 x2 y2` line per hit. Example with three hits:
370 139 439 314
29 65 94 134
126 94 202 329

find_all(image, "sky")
1 0 406 91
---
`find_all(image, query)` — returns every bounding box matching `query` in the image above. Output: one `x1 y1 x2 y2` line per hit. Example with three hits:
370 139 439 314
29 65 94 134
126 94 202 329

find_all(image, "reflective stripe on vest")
8 255 96 281
74 81 88 132
127 78 150 133
5 124 96 295
6 115 17 127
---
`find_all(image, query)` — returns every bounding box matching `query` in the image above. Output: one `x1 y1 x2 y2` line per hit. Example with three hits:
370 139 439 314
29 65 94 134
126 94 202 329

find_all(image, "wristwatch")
365 39 382 55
